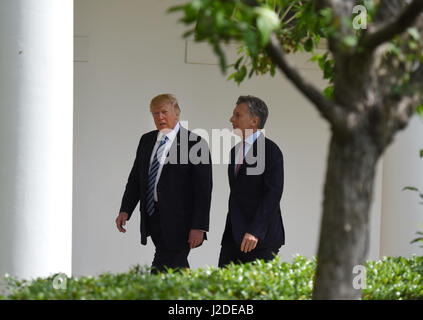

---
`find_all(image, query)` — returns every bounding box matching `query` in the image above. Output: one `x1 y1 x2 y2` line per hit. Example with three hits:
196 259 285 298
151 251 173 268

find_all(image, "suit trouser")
147 203 190 274
218 238 279 268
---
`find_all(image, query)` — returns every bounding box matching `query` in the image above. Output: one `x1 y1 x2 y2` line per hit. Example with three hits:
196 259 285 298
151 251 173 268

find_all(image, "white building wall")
381 116 423 258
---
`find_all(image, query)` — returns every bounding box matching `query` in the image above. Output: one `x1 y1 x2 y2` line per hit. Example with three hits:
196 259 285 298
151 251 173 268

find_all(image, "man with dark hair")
116 94 212 273
218 95 285 267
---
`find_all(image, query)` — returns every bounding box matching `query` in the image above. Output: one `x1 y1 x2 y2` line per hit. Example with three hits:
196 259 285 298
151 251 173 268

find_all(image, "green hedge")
1 255 422 300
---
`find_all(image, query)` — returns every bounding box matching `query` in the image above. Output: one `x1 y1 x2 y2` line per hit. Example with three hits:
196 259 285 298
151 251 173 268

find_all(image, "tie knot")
160 136 168 145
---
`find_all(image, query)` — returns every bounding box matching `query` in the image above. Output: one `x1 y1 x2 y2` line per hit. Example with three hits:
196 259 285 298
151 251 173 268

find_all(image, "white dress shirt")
234 130 262 173
149 122 180 201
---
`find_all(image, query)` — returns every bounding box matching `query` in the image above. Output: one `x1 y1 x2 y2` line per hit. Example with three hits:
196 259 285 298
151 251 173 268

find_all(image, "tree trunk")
312 131 381 300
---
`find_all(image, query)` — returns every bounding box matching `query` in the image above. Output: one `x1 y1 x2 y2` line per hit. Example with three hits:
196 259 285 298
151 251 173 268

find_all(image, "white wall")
380 116 423 257
73 0 384 276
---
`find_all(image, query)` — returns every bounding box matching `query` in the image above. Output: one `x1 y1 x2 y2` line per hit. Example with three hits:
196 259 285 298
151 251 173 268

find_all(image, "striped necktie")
146 136 168 216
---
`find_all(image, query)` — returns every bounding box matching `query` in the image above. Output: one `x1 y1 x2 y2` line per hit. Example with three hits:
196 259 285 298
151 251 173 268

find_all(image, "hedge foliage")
1 255 422 300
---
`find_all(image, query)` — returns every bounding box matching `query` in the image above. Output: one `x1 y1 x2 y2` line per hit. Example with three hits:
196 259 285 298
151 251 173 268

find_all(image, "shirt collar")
157 122 180 143
244 130 261 145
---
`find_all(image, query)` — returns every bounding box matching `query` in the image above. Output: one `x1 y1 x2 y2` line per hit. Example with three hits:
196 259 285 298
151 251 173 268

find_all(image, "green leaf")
248 67 255 78
387 42 401 56
343 35 358 47
270 64 276 77
323 60 334 80
310 53 321 63
182 29 196 38
407 28 420 41
234 56 243 70
167 5 186 14
235 65 247 84
227 72 237 81
243 29 258 57
403 186 419 192
408 40 418 50
255 7 280 47
304 38 314 52
183 4 200 23
323 85 334 100
212 41 227 73
410 237 423 245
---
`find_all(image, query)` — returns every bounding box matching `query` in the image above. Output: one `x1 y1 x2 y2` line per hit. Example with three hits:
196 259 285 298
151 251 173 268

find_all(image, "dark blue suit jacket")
222 134 285 249
119 127 213 250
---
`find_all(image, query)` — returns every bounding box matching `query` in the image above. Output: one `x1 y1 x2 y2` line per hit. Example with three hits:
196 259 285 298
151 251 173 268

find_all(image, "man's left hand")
240 233 258 253
188 229 204 249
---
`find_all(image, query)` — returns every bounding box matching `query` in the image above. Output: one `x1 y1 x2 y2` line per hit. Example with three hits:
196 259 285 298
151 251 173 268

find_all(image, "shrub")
1 255 422 300
364 256 423 300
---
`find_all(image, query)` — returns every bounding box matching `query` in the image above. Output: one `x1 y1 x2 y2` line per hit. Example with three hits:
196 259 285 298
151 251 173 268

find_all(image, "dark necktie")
235 141 245 177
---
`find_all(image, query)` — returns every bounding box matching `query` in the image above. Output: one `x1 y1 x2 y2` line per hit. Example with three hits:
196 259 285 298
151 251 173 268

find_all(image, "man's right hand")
116 212 129 233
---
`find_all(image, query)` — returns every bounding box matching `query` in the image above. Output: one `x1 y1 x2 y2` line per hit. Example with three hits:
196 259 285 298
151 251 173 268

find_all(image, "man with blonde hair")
116 94 212 273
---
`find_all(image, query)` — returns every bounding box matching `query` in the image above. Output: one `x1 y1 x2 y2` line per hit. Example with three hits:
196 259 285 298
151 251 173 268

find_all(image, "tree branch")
266 34 350 131
361 0 423 50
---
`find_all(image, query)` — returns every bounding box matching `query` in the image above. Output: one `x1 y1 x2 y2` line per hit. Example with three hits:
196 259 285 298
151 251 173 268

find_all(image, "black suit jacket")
119 126 213 250
222 134 285 249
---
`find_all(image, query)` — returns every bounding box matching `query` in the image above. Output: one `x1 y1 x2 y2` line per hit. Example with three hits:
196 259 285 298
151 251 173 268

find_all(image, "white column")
0 0 73 279
380 116 423 258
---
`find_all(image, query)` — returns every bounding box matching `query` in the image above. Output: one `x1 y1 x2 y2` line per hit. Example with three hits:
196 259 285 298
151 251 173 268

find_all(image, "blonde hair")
150 94 181 115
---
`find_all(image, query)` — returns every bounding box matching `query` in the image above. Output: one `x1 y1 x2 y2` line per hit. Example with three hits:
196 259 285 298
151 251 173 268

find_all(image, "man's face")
230 103 258 137
151 102 179 132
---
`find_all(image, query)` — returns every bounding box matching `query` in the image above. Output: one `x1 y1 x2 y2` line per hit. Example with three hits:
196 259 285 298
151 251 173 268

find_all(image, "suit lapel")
140 131 158 210
228 145 236 183
143 131 158 177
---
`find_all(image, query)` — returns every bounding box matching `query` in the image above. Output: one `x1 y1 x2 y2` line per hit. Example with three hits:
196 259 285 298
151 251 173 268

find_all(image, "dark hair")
236 95 269 129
